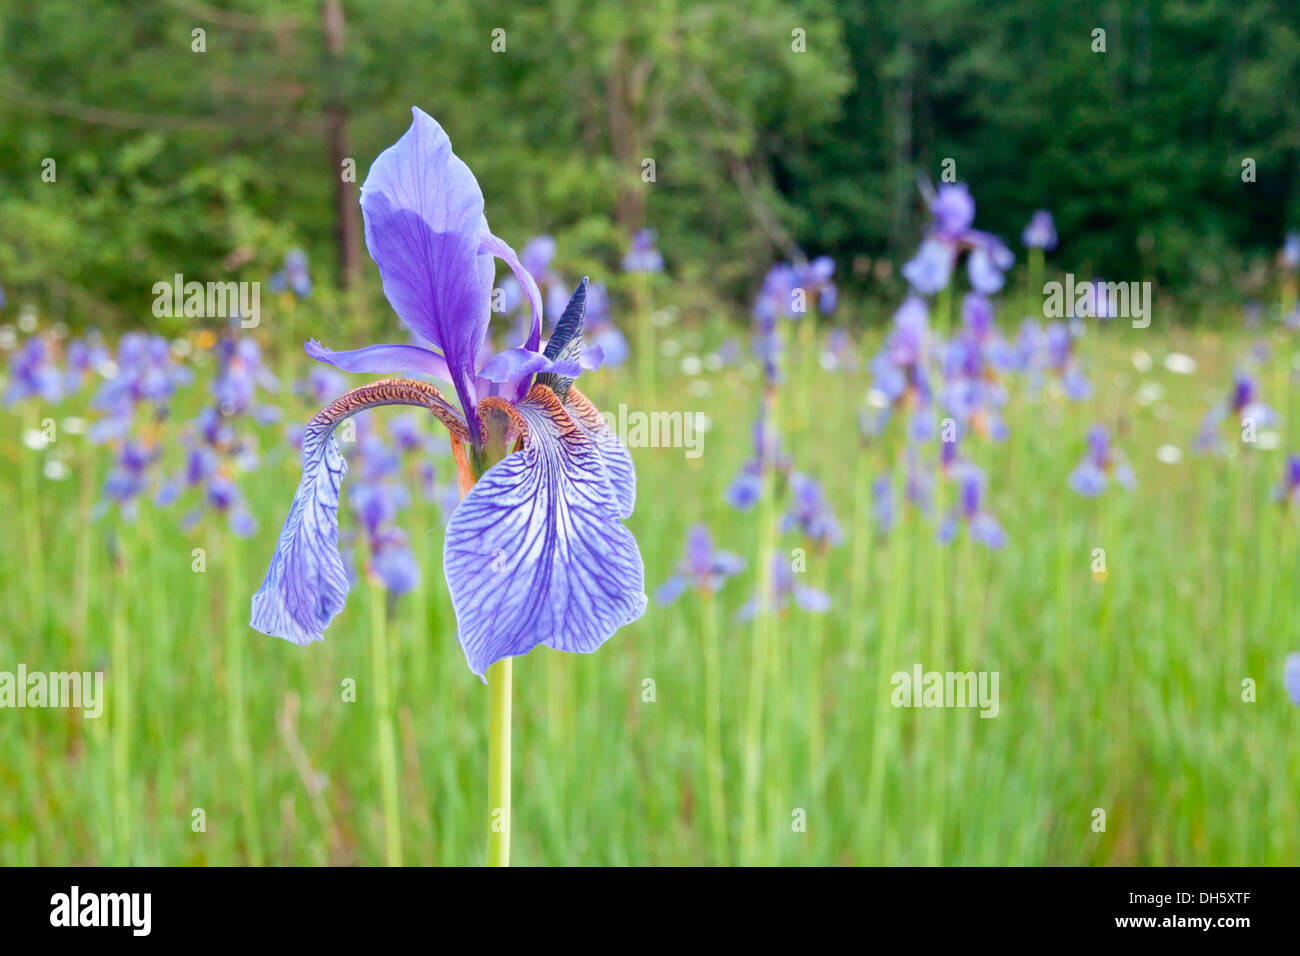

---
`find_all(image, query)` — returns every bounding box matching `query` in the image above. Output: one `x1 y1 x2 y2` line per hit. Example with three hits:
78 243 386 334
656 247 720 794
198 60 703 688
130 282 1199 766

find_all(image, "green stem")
370 582 402 866
700 588 727 863
225 528 263 865
1027 246 1044 323
487 658 512 866
740 386 779 865
111 547 130 861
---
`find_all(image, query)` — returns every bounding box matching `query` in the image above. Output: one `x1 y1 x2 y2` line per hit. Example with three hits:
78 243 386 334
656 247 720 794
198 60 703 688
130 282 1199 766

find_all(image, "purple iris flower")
900 238 953 296
252 108 645 678
270 248 313 298
1196 370 1277 452
939 462 1005 549
165 330 275 536
782 472 843 548
930 183 976 237
1021 210 1058 250
622 228 665 273
867 296 934 439
753 256 836 324
63 333 110 395
938 308 1010 442
88 333 192 444
1286 653 1300 706
100 440 161 522
901 182 1014 296
725 407 790 510
1068 425 1136 497
656 525 745 604
4 336 65 405
738 553 831 621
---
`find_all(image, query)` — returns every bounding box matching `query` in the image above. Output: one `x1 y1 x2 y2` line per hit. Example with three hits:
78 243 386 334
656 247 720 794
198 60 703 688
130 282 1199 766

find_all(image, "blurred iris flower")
902 182 1014 296
1196 370 1277 452
1021 210 1058 250
939 462 1005 549
656 524 744 604
1068 425 1136 497
251 108 645 678
738 553 831 621
622 228 664 273
269 249 312 298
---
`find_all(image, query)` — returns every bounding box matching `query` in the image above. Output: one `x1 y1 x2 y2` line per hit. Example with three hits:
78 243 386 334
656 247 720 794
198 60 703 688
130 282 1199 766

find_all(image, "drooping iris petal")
251 378 468 645
443 384 646 678
306 339 452 382
360 107 495 430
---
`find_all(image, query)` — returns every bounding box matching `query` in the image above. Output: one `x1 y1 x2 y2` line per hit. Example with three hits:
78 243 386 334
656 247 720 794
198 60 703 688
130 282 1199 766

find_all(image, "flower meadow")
4 116 1300 867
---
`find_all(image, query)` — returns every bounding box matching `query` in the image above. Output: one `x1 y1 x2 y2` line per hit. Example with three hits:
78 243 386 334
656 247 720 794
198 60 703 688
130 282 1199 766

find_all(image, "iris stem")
486 658 512 866
111 539 130 861
458 438 514 867
700 588 727 863
1027 246 1044 324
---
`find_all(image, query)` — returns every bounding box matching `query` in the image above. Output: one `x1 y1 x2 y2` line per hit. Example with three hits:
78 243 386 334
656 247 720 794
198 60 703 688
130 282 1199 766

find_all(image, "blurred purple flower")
1068 425 1136 497
1021 210 1058 251
656 524 745 603
622 228 664 273
737 552 831 621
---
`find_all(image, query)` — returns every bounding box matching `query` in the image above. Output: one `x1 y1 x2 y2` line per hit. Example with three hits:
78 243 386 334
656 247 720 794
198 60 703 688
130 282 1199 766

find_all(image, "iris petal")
360 107 495 431
251 378 468 645
306 339 451 382
564 386 636 519
479 232 543 353
443 384 646 678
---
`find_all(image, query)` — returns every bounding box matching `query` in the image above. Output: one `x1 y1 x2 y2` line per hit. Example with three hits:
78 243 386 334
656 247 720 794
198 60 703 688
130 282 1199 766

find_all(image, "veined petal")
360 107 495 429
443 383 646 678
251 378 468 645
307 339 452 382
564 385 636 518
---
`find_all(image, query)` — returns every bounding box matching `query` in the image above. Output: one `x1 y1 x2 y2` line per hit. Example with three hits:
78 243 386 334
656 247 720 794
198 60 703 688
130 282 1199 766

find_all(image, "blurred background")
2 1 1300 867
3 0 1300 321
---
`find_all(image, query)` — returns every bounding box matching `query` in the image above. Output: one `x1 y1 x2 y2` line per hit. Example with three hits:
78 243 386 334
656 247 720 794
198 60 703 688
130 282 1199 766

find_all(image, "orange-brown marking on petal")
310 376 470 442
450 433 475 499
477 395 529 451
562 385 607 433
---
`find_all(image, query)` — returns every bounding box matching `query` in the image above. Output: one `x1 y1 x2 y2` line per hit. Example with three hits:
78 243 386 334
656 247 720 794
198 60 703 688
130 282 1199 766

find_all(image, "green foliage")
1 0 1299 322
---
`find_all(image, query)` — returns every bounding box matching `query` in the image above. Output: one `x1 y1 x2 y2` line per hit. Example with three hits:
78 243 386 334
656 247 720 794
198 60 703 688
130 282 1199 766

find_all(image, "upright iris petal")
311 108 542 444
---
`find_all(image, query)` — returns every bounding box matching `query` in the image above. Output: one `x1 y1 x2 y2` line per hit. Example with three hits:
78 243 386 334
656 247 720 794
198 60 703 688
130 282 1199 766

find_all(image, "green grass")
2 312 1298 865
